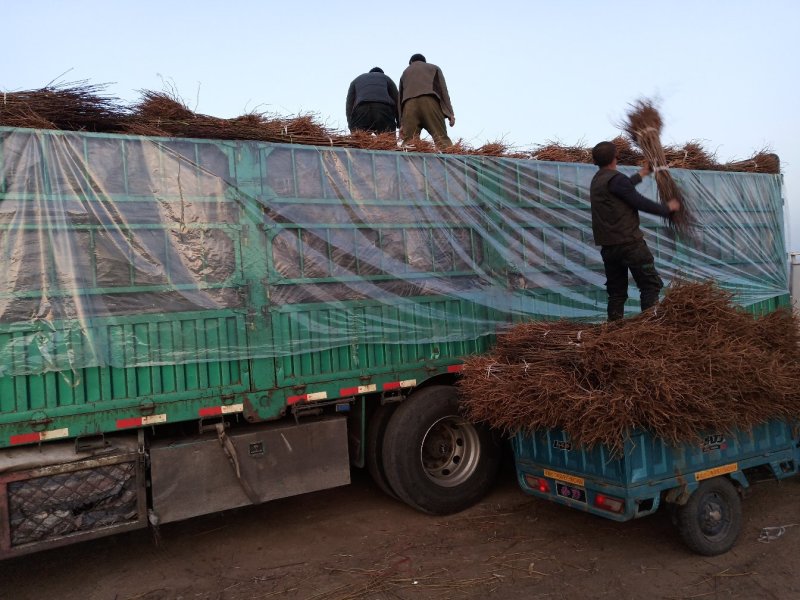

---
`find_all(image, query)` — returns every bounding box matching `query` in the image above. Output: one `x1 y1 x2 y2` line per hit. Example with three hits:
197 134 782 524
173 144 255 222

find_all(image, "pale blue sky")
5 0 799 246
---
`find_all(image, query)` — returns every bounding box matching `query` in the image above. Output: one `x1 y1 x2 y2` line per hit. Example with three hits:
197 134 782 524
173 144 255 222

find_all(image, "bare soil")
2 461 799 600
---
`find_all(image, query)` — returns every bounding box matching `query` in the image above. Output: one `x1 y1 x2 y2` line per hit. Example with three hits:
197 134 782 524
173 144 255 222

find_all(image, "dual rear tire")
367 385 502 515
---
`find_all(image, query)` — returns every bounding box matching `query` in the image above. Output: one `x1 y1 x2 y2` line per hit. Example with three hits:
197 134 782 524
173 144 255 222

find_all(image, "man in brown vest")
398 54 455 149
589 141 681 321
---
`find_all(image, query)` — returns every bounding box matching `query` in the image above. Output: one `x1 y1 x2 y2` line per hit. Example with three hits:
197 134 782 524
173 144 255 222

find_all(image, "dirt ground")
1 460 799 600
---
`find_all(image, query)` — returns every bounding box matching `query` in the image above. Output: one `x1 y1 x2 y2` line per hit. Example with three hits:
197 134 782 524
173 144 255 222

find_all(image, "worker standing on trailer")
345 67 400 134
398 54 455 149
589 141 681 321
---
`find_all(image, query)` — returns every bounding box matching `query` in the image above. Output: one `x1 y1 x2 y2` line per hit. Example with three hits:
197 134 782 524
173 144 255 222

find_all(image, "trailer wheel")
382 385 501 515
366 402 399 499
677 477 742 556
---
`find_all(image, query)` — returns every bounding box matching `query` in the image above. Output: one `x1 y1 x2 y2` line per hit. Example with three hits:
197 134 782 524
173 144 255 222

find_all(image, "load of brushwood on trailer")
459 279 800 454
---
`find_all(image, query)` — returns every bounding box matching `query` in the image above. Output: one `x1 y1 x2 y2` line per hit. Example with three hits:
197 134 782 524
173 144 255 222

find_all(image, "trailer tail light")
594 493 625 514
524 474 550 494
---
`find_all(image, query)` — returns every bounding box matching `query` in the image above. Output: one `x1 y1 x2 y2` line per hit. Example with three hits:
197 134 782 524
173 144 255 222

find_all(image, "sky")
4 0 800 248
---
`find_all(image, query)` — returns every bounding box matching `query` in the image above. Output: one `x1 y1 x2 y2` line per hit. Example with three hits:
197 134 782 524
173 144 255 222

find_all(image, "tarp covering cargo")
0 127 788 377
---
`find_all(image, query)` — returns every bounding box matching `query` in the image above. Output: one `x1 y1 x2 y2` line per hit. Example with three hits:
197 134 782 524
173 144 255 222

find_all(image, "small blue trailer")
513 420 800 555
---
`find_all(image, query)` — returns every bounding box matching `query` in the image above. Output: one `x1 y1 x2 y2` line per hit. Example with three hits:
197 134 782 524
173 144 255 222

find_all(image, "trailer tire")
382 385 501 515
677 477 742 556
366 402 399 499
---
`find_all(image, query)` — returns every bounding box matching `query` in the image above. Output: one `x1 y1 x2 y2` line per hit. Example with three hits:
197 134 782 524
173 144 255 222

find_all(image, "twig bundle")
664 140 718 170
459 281 800 455
531 142 592 163
623 99 692 237
612 136 644 166
721 150 780 174
0 80 127 132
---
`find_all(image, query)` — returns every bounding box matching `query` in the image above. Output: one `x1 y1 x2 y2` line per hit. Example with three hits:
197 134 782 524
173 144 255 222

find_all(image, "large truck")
0 126 788 558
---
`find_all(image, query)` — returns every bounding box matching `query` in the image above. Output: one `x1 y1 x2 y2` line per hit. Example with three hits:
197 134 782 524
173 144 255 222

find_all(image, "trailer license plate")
555 483 586 503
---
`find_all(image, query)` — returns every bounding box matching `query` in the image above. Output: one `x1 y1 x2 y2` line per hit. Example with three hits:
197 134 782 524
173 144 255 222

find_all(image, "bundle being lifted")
458 281 800 455
623 99 693 238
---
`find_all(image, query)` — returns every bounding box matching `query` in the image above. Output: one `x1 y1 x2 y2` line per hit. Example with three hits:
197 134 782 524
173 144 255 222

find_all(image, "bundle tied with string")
623 100 692 238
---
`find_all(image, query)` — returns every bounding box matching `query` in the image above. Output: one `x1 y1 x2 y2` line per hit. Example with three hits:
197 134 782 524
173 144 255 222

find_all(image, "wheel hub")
419 415 481 488
700 495 728 537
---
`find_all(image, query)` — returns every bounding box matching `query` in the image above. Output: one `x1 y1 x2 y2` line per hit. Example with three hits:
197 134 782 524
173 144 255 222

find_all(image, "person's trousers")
350 102 397 134
400 95 452 148
600 239 663 321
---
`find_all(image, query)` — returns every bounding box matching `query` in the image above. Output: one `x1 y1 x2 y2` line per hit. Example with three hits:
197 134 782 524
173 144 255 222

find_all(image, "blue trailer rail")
513 420 800 554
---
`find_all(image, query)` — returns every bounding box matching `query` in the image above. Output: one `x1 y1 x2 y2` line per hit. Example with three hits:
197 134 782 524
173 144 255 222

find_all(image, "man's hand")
638 161 653 178
666 198 681 212
448 116 455 127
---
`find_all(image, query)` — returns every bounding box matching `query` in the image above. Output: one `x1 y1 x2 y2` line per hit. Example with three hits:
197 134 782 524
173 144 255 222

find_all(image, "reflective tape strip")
383 379 417 391
199 403 244 417
287 391 328 405
543 469 585 487
695 462 738 481
116 414 167 429
10 432 40 445
340 384 377 396
10 428 70 445
447 364 463 373
40 428 70 440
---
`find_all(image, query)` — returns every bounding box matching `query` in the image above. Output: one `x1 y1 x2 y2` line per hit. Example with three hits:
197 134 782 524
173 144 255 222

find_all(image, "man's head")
369 67 384 74
592 141 617 167
409 53 426 64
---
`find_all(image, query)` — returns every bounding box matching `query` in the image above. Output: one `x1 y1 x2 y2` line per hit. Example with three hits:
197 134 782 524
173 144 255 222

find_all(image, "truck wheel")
366 402 399 499
677 477 742 556
381 385 501 515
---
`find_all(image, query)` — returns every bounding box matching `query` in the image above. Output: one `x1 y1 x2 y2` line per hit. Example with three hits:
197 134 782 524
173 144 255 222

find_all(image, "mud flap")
150 416 350 523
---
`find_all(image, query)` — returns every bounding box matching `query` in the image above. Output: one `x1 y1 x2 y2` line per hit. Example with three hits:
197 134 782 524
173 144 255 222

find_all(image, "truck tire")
381 385 502 515
676 477 742 556
366 402 399 499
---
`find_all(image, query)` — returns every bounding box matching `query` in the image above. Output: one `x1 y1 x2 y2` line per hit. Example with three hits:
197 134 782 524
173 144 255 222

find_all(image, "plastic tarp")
0 127 788 376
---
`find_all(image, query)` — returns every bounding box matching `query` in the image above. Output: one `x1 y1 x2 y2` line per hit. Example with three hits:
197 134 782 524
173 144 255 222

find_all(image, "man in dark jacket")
398 54 455 149
590 141 681 321
345 67 400 134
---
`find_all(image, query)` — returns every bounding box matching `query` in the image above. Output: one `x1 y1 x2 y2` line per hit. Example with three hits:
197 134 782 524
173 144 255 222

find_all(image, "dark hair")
592 141 617 167
409 53 426 64
369 67 384 74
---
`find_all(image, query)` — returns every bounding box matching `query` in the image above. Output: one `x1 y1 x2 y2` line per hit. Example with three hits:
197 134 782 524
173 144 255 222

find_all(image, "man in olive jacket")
590 141 680 321
345 67 400 134
398 54 455 148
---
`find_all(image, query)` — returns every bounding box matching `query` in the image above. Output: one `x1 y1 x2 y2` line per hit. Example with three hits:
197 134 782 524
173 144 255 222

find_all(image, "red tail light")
594 493 625 513
524 474 550 493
